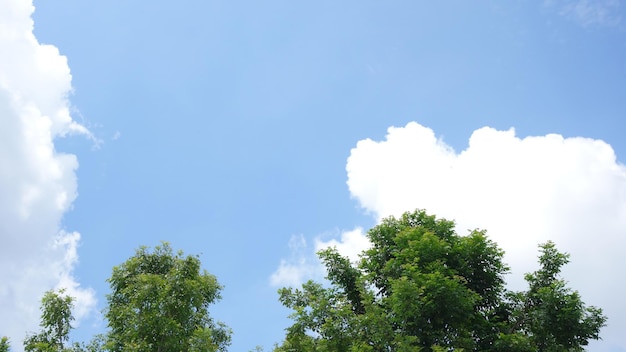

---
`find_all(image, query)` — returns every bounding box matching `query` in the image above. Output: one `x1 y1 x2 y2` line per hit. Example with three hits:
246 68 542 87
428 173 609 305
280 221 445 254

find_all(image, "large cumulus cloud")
0 0 95 347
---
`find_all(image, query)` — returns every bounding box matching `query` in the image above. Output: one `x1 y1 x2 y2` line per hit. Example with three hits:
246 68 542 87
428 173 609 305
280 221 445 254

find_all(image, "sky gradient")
2 0 626 351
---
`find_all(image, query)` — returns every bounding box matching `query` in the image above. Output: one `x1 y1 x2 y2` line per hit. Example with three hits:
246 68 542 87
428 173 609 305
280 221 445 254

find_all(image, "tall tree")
277 210 509 351
24 289 74 352
275 210 606 351
105 242 231 352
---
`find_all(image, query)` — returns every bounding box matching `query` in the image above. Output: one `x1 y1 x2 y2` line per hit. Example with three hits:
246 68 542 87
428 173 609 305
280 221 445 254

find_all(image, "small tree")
24 289 74 352
105 242 231 352
1 337 10 352
508 242 607 351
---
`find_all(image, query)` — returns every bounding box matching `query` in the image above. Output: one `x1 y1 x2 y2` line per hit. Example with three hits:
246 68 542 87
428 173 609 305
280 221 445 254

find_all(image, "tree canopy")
6 211 606 352
105 242 231 352
8 243 229 352
275 210 606 351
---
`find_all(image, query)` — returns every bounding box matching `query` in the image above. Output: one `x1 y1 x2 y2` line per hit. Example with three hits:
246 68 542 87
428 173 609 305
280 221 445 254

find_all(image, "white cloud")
346 121 626 352
270 228 369 287
0 0 95 348
270 234 323 287
313 227 369 264
545 0 622 27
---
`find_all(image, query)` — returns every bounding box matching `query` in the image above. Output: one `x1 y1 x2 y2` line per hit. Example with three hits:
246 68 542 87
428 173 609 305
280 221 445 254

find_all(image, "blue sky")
2 0 626 351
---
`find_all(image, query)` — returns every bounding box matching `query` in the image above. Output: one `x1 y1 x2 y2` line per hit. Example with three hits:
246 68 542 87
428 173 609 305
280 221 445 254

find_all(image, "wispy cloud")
270 234 322 287
270 228 369 287
546 0 622 27
0 0 95 347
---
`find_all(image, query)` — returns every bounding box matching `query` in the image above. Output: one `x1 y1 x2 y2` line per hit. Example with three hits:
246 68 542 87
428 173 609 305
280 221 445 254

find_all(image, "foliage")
104 242 231 352
0 337 10 352
24 289 75 352
67 335 106 352
275 209 606 352
8 212 606 352
506 242 607 351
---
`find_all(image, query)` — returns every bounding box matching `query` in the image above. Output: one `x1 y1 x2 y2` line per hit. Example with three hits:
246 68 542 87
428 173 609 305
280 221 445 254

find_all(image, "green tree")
24 289 75 352
276 210 509 351
104 242 231 352
1 337 10 352
275 210 606 352
67 335 106 352
506 242 606 352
